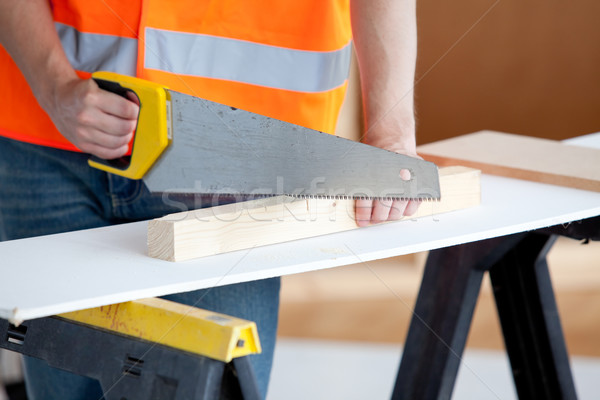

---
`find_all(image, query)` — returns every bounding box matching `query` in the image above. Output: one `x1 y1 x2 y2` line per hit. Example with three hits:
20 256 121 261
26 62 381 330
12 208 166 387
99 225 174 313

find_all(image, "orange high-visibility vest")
0 0 352 152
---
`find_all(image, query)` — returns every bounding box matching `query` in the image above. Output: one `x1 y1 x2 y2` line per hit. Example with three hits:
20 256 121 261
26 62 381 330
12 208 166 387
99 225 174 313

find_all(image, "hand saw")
88 72 440 201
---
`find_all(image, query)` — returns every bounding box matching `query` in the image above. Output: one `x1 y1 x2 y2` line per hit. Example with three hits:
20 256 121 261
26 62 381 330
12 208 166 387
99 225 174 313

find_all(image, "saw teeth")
162 192 440 201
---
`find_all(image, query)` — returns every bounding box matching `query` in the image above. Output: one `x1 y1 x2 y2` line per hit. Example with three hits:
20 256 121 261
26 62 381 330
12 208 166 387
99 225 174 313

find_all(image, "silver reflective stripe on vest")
144 28 351 93
56 22 137 75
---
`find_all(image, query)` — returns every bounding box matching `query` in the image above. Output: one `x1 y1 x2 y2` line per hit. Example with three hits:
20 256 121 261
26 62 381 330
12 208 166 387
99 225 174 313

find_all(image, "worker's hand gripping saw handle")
88 71 171 180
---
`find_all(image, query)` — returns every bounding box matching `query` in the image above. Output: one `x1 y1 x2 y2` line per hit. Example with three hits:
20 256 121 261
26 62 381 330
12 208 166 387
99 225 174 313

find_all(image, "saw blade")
143 91 440 201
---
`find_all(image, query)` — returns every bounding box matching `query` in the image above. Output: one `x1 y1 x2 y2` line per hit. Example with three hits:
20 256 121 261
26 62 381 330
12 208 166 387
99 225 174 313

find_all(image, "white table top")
2 133 599 322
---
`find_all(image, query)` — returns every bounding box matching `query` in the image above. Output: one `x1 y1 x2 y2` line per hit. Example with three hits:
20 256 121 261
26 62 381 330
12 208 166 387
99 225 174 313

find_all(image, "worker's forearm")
350 0 417 153
0 0 78 111
0 1 138 158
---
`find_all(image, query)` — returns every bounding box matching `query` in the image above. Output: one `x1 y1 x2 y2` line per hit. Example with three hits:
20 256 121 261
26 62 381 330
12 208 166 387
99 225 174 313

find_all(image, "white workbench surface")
1 134 599 322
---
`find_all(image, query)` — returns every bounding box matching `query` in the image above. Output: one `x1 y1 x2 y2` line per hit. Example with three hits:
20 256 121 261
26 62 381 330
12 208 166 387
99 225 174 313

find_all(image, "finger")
73 126 133 157
77 106 137 138
72 87 137 137
86 128 134 149
370 199 394 224
355 199 373 227
96 112 137 137
403 200 421 217
76 139 130 160
387 199 409 220
94 85 140 121
80 79 139 121
126 90 141 106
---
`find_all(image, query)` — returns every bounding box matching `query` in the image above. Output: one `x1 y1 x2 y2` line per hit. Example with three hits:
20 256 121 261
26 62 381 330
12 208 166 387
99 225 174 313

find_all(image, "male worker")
0 0 418 398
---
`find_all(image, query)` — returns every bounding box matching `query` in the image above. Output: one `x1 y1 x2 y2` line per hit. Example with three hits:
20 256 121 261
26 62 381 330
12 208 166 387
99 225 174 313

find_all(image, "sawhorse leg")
392 232 577 400
489 233 576 399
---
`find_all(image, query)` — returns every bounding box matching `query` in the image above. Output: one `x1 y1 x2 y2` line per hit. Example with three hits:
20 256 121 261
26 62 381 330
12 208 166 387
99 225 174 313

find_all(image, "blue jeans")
0 136 280 399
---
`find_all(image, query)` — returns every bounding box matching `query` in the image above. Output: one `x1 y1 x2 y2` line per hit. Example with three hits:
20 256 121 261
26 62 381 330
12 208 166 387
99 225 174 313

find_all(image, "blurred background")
337 0 600 144
414 0 600 143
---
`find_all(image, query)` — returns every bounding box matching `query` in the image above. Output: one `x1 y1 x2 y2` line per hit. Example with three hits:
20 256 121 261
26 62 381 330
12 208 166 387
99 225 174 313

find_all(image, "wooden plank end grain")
418 131 600 192
148 166 481 262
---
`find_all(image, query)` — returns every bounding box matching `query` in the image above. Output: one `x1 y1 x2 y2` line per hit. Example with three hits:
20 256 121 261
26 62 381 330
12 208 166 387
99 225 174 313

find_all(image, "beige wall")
415 0 600 143
338 1 600 144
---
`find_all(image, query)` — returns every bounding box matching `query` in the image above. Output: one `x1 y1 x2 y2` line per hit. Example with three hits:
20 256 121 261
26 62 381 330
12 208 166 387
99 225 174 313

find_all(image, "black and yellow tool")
1 298 261 399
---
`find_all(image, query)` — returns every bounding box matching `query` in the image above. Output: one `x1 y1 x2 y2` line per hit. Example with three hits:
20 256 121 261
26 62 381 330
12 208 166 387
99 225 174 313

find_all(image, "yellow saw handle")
88 71 171 180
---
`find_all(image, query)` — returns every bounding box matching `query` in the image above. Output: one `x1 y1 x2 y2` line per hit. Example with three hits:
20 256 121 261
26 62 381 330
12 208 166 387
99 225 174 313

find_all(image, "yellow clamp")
87 71 171 180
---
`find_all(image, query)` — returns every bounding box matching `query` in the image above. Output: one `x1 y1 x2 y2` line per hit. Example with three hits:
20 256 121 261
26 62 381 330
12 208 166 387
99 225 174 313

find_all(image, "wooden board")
148 166 481 261
418 131 600 192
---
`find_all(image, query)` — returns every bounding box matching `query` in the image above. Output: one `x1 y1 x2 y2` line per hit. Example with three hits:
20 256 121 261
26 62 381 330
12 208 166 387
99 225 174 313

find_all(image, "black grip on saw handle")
87 71 170 180
94 77 134 100
88 77 138 171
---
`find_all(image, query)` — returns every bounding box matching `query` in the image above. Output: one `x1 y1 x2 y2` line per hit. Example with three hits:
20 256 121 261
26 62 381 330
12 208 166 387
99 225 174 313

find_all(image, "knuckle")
116 134 132 147
115 99 138 120
75 109 93 126
128 119 138 131
126 101 140 117
81 88 98 106
121 119 137 134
